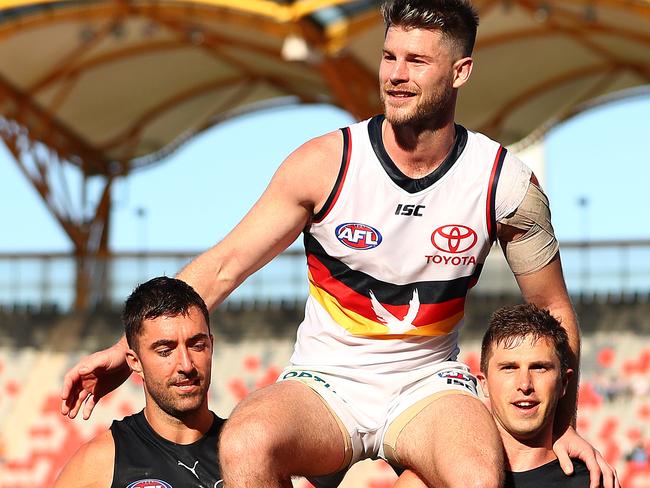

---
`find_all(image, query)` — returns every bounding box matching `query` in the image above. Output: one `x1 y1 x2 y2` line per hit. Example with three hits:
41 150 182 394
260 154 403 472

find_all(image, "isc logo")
395 204 425 217
336 223 382 250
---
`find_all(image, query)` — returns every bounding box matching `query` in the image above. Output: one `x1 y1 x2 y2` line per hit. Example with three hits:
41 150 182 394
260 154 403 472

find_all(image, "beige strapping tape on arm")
500 183 560 275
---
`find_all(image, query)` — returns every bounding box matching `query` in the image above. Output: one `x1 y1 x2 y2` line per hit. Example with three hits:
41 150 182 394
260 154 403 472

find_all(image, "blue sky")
545 93 650 242
2 94 649 254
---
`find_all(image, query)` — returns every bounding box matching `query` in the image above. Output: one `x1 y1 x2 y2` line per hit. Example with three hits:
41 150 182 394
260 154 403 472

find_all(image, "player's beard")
146 371 210 419
381 79 454 131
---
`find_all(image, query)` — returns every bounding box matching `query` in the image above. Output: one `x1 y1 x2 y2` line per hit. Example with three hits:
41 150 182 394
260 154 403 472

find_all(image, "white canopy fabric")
0 0 648 175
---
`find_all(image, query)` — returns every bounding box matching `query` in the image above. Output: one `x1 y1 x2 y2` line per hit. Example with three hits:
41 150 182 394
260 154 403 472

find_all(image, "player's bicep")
222 132 341 268
178 168 309 306
220 163 314 272
177 132 342 308
514 255 569 307
514 257 579 354
497 181 559 275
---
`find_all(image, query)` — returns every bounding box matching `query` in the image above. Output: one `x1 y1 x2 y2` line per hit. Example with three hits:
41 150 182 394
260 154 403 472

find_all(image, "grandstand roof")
0 0 648 176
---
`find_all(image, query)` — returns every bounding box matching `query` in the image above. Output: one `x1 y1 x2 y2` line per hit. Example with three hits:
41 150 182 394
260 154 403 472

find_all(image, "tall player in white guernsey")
61 1 617 487
293 117 529 370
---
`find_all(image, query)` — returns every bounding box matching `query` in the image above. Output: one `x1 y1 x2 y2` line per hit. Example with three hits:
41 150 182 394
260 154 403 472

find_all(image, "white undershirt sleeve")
494 152 532 222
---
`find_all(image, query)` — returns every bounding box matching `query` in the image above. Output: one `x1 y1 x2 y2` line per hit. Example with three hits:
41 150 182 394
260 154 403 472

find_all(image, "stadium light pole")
577 196 590 293
136 207 148 281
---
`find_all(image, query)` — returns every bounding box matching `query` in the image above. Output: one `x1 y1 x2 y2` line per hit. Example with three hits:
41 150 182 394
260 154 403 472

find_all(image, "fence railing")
1 240 648 312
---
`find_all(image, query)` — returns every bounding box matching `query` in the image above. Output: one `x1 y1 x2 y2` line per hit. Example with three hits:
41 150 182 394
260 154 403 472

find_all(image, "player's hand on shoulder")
553 426 619 488
61 338 131 420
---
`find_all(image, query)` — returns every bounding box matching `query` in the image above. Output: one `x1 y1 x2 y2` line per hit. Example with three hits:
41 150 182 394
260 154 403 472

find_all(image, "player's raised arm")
176 130 343 310
61 131 344 419
513 258 619 488
512 256 579 425
497 176 618 488
494 164 578 425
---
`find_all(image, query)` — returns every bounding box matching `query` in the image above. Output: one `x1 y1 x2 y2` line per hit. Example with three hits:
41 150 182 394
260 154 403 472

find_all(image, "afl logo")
336 223 382 250
431 225 477 253
127 480 173 488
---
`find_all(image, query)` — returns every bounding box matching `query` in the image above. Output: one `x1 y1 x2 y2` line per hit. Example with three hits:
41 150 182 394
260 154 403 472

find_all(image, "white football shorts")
277 360 478 488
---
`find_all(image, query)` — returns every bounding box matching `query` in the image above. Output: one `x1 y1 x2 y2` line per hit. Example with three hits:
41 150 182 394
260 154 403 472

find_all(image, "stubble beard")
146 373 209 419
381 81 454 131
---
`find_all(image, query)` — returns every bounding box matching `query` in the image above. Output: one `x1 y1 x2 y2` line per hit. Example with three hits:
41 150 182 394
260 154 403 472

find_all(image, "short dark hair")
480 304 571 375
381 0 479 57
122 276 210 351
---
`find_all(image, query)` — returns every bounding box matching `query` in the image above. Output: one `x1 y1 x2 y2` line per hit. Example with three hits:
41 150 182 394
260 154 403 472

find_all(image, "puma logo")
177 460 200 479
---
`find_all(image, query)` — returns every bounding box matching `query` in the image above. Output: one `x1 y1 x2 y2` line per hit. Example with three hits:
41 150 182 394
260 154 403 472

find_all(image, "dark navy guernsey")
110 410 224 488
505 459 598 488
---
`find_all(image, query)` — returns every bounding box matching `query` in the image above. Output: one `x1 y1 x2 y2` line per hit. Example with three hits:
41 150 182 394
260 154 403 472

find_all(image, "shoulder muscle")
54 430 115 488
274 129 344 215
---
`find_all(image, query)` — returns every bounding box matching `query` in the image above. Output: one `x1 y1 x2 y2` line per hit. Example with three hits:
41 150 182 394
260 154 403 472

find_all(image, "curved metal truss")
1 0 648 309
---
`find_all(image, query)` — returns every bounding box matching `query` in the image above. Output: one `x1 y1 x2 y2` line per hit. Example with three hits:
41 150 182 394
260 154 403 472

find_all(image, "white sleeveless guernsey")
291 115 528 373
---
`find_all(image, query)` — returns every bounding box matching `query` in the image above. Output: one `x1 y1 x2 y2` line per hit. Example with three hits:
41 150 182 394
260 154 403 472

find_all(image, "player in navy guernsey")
62 1 618 487
55 277 224 488
396 304 605 488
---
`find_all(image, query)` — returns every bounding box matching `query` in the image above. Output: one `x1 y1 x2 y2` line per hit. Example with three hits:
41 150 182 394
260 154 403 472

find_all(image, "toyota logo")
431 225 478 253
